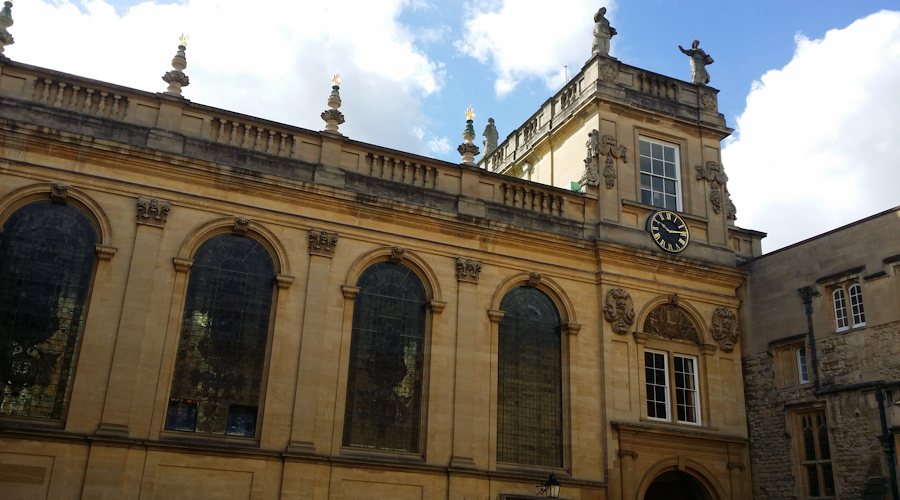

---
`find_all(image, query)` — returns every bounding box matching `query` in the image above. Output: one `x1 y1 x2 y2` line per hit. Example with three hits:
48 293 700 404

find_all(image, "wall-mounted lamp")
535 473 561 498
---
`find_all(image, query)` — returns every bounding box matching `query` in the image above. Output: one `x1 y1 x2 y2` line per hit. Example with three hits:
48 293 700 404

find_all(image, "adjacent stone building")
741 207 900 499
0 13 764 500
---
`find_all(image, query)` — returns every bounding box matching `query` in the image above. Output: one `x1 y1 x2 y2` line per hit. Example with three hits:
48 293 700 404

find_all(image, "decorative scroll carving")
643 295 700 344
603 288 635 335
711 308 740 352
584 130 627 189
50 183 68 201
528 272 542 286
603 156 616 189
308 229 339 257
234 216 250 232
136 197 170 228
456 257 482 283
600 63 617 83
390 246 405 262
580 156 600 188
696 161 737 220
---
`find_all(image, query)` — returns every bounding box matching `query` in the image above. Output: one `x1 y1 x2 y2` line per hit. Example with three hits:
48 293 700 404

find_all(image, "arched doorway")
644 471 713 500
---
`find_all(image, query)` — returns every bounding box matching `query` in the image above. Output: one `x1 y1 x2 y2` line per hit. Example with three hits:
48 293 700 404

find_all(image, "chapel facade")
0 7 763 500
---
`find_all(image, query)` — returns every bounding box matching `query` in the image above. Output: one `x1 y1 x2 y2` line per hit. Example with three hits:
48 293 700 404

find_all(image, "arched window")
832 288 848 331
343 261 427 453
0 201 97 419
497 286 563 467
165 233 276 438
848 284 865 327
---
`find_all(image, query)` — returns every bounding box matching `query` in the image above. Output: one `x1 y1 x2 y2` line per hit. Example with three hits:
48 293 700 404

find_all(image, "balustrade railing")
32 78 130 121
209 118 295 157
365 152 439 189
636 73 680 101
500 182 565 217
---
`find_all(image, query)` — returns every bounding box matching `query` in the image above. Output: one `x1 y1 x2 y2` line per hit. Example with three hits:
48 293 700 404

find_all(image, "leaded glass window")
799 411 836 498
165 233 276 438
497 286 563 468
0 201 97 419
343 261 427 453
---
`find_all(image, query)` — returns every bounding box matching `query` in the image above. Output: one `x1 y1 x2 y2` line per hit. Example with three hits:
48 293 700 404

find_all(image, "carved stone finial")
603 288 635 335
136 196 171 228
308 229 339 257
528 272 542 286
321 75 345 134
162 37 190 96
0 1 15 57
49 182 68 202
456 257 483 283
234 216 250 233
591 7 616 57
458 108 480 166
482 118 499 157
711 308 739 352
679 39 714 86
389 246 405 262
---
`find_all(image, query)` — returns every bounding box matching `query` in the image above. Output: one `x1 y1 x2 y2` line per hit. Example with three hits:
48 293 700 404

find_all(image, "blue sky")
7 1 900 250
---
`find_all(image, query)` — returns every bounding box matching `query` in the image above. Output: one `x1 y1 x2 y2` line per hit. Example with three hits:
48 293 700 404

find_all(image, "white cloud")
427 137 451 154
7 0 445 154
722 10 900 252
457 0 611 96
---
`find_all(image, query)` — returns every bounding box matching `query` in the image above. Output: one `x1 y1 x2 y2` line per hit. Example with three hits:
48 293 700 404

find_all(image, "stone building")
0 13 763 500
741 207 900 500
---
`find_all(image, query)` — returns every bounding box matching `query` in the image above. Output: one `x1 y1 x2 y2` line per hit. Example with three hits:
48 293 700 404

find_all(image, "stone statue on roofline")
591 7 616 57
679 39 714 85
482 118 499 157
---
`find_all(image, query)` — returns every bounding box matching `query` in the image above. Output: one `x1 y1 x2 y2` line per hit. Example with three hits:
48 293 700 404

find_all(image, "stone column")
97 197 171 437
287 229 339 454
450 257 483 469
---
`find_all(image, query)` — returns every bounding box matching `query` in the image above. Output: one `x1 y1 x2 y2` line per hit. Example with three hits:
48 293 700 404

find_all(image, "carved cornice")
136 196 170 228
488 309 506 324
95 244 117 261
456 257 483 283
603 288 635 335
308 229 339 257
173 257 194 273
275 274 295 290
711 308 739 352
341 285 360 300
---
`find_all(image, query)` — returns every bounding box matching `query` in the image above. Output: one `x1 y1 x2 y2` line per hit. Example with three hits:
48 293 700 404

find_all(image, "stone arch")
0 182 113 246
491 272 578 327
177 216 290 275
635 294 711 344
345 246 442 302
636 457 726 500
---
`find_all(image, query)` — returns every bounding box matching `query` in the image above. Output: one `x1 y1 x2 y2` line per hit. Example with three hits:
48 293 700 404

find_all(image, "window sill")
158 430 260 449
339 446 425 464
639 417 717 432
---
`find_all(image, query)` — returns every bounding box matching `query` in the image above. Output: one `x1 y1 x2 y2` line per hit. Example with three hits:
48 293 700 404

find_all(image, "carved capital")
50 182 69 202
699 344 718 355
428 300 447 314
488 309 505 324
173 257 194 273
341 285 360 300
711 307 739 352
562 322 581 336
234 216 251 233
136 196 171 228
276 274 295 290
727 462 746 472
618 449 638 459
308 229 339 257
389 246 405 262
528 272 542 286
456 257 483 283
95 244 117 261
603 288 635 335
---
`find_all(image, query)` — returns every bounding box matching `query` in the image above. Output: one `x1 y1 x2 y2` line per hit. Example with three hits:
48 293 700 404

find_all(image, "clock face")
647 210 690 253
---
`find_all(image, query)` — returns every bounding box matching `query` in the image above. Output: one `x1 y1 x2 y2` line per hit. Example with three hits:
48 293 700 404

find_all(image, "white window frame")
797 346 810 385
832 288 849 332
638 137 682 212
673 355 701 425
644 349 670 422
848 283 866 327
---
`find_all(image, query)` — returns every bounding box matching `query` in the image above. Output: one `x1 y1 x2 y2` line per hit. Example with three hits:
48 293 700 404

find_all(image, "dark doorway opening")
644 470 713 500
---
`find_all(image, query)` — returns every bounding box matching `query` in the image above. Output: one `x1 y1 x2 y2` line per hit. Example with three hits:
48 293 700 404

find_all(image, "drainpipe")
876 387 900 500
797 286 821 391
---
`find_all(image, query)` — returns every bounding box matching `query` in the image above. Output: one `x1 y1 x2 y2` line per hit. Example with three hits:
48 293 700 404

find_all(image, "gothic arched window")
343 261 427 453
497 286 563 467
0 201 98 419
165 233 276 438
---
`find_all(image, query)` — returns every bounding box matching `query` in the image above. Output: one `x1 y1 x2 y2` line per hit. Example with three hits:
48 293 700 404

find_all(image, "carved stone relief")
695 161 737 220
711 308 740 352
50 182 68 201
600 63 617 83
700 91 717 111
308 229 339 257
390 246 405 262
234 216 250 232
603 288 635 334
456 257 482 283
643 295 700 344
583 130 627 189
136 197 171 228
528 272 542 286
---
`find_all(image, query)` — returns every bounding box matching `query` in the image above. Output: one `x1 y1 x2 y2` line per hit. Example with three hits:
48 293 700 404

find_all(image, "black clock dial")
647 210 690 253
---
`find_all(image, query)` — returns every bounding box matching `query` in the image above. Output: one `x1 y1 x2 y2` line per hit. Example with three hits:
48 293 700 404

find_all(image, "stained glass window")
342 261 427 453
165 233 276 438
0 201 97 419
497 287 563 467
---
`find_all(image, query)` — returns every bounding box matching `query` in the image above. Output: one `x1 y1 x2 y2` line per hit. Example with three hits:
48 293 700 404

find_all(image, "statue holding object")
591 7 616 57
679 40 714 85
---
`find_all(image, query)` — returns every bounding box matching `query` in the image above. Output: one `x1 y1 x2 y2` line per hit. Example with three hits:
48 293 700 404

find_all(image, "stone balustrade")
29 76 130 121
500 181 566 217
209 118 296 157
636 72 680 101
363 152 440 189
